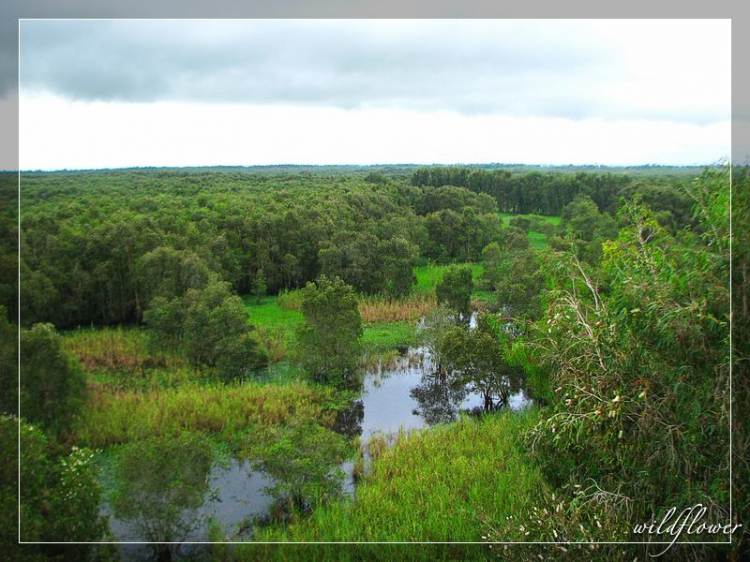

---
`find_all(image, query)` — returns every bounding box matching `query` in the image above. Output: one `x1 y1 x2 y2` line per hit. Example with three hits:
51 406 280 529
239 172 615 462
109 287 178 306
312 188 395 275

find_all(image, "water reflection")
103 316 532 544
409 370 468 425
331 399 364 439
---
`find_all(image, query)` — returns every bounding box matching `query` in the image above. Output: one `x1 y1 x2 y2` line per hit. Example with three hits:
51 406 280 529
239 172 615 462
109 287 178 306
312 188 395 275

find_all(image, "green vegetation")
244 420 352 513
414 263 483 294
12 417 108 548
73 380 347 448
20 323 88 439
295 276 363 384
361 321 418 354
145 278 268 381
254 411 543 542
110 432 214 549
440 313 524 410
0 307 17 414
3 164 744 561
435 264 474 317
498 212 561 249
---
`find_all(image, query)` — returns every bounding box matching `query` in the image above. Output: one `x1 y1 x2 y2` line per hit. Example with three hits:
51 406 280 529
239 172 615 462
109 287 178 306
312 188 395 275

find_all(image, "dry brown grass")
358 294 437 323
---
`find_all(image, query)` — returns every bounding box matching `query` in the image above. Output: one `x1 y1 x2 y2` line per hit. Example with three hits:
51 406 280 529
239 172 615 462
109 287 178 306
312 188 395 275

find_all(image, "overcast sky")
18 19 730 170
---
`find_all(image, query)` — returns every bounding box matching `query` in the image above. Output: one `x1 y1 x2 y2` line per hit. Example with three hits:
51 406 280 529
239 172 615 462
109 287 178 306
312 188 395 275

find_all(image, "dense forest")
7 166 697 328
0 164 747 561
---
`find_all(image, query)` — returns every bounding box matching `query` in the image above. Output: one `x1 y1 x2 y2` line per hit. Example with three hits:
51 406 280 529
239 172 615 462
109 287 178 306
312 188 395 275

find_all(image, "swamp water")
103 330 531 544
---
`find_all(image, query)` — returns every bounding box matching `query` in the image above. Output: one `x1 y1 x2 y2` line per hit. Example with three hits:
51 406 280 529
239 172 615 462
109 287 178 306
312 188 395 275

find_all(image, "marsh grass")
358 293 436 323
63 326 185 371
253 325 289 363
74 380 348 448
255 409 544 543
361 321 418 354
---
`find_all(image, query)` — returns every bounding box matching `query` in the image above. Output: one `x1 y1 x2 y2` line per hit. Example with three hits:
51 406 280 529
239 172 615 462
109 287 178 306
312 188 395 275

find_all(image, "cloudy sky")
19 19 730 170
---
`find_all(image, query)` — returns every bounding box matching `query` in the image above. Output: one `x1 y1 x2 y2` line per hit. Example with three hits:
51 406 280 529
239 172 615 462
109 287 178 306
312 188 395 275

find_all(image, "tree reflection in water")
331 398 365 439
410 370 468 425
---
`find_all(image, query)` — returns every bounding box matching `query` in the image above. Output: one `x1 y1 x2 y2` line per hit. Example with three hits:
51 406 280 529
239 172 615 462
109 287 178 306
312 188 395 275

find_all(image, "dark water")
103 336 531 542
103 460 274 542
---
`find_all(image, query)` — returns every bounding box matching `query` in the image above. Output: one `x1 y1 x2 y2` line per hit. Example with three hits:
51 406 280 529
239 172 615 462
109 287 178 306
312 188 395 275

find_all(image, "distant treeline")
0 167 698 329
411 166 697 216
8 171 503 328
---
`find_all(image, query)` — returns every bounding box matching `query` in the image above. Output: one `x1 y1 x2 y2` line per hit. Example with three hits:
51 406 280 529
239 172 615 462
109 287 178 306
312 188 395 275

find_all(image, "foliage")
500 225 530 251
145 279 268 381
435 264 474 317
731 166 750 556
0 306 16 415
73 380 345 448
319 233 419 298
251 268 268 302
295 276 363 383
244 420 351 514
20 323 87 439
135 245 211 310
482 245 545 320
412 165 672 215
517 168 730 543
110 432 214 552
3 417 108 559
551 194 619 263
15 168 696 330
440 313 524 410
254 411 543 542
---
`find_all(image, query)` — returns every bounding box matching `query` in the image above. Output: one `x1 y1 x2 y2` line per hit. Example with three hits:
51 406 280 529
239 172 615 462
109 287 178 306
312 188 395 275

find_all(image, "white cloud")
18 19 731 169
20 92 729 170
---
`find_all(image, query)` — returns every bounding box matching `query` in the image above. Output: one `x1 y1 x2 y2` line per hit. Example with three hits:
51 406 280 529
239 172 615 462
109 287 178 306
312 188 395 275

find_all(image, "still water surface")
105 342 531 542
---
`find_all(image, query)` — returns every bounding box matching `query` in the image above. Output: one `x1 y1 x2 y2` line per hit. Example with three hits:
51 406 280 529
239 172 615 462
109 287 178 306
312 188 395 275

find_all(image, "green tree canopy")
435 265 474 318
244 420 351 513
20 323 87 438
0 306 16 415
295 275 362 383
145 279 268 381
9 418 108 552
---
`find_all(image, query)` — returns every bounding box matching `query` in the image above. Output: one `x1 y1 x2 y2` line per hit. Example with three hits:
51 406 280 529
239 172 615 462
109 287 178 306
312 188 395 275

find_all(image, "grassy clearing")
415 263 484 295
243 295 304 340
255 409 544 543
361 321 418 354
74 380 349 448
498 212 561 250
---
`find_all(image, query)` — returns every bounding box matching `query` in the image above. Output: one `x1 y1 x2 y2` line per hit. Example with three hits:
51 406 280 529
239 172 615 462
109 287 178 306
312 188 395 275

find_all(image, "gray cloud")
19 20 617 117
18 19 728 124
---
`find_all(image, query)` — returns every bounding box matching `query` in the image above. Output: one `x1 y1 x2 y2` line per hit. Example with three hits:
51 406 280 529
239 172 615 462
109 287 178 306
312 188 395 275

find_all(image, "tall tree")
20 323 87 438
295 276 362 383
435 265 474 318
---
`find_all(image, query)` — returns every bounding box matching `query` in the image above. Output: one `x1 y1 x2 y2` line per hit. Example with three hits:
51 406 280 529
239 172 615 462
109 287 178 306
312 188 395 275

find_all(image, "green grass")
243 295 303 339
254 409 545 543
74 380 349 449
415 263 484 295
498 212 561 250
361 321 418 353
498 212 561 226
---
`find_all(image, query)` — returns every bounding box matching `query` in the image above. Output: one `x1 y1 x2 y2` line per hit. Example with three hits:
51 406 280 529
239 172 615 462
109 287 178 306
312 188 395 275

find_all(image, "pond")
102 324 532 544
